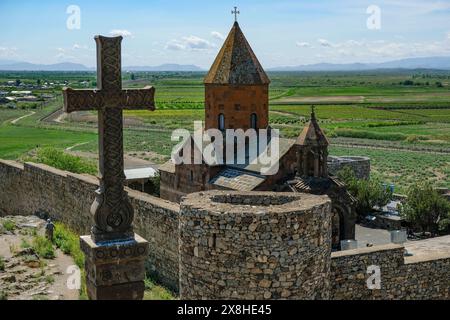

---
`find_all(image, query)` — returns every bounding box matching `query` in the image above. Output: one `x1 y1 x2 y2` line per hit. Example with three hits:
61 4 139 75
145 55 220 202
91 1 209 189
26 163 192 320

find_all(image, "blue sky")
1 0 450 68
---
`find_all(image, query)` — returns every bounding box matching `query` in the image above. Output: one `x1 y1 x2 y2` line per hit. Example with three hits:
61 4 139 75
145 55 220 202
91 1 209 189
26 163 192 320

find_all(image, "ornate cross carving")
232 6 240 22
63 35 155 243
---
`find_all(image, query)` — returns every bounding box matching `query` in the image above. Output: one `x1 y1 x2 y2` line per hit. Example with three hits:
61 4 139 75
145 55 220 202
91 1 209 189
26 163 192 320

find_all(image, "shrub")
2 220 16 232
337 167 393 217
53 223 84 268
32 235 55 259
399 183 450 235
32 147 97 175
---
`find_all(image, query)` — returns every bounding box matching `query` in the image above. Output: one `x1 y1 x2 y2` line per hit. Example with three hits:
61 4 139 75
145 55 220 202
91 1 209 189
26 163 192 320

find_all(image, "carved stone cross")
63 35 155 243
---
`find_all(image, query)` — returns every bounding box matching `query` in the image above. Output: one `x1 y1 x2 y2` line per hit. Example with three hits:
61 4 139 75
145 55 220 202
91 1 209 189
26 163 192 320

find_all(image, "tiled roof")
204 22 270 85
230 137 296 174
158 160 175 173
288 176 357 202
210 167 266 191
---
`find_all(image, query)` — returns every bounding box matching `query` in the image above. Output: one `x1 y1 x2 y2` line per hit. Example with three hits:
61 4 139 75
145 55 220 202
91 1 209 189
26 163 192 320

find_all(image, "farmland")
0 70 449 192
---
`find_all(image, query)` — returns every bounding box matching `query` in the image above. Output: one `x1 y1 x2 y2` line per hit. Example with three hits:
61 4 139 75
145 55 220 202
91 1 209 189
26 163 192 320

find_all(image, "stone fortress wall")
0 160 180 292
327 156 370 179
179 192 332 299
0 160 448 299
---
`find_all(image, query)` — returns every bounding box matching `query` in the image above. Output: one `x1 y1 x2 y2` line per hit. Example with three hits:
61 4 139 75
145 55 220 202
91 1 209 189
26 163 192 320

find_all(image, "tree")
399 183 450 235
337 167 392 217
15 79 21 86
36 79 41 86
130 73 136 81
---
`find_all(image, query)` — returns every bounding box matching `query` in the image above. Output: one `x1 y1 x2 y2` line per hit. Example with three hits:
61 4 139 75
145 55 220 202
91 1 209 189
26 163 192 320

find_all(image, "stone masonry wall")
328 156 370 179
331 244 450 299
0 160 180 292
1 160 449 300
179 191 332 300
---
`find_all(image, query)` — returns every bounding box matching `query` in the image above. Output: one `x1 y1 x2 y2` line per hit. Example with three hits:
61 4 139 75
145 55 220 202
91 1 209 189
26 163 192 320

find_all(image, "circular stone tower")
179 191 332 300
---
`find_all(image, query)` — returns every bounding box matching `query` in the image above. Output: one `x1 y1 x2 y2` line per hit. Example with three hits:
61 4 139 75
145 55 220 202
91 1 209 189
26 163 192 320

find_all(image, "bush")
53 222 84 268
32 235 55 259
337 167 393 217
399 183 450 235
32 147 97 175
2 220 16 232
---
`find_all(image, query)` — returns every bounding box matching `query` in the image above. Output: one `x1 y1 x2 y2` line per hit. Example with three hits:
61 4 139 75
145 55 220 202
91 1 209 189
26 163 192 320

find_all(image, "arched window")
250 113 257 129
218 113 225 131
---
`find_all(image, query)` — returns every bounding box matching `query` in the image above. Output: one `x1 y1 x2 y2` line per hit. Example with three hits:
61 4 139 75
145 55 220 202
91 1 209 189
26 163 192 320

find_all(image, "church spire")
296 107 329 147
204 21 270 85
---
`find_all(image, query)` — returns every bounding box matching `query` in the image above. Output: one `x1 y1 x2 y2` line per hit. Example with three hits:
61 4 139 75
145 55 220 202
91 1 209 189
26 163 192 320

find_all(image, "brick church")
159 21 356 248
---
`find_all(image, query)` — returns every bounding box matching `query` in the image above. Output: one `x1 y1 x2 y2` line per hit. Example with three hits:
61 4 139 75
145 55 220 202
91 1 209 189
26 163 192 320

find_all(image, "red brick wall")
205 84 269 131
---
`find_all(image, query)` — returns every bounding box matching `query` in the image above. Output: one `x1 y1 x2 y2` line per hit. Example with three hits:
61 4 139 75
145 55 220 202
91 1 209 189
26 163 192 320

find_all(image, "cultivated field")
0 70 449 192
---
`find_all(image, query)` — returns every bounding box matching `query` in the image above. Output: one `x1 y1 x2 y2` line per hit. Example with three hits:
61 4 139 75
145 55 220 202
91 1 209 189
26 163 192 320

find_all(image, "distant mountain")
0 61 204 72
268 57 450 71
0 59 21 66
0 62 90 71
124 64 204 72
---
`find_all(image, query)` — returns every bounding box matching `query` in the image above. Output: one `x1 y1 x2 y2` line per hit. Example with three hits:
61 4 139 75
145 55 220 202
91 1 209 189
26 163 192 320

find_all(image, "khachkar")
63 35 155 300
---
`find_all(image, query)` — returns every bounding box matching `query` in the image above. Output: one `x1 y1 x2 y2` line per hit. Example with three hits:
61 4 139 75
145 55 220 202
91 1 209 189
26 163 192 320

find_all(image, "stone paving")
355 224 450 262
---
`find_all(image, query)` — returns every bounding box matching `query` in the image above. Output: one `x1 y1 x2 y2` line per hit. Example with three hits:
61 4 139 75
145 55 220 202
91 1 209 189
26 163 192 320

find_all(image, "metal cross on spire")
232 6 240 22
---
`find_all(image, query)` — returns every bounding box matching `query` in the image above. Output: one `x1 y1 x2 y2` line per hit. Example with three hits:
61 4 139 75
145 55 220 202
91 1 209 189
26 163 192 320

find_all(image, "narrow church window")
251 113 257 129
189 170 194 182
218 113 225 131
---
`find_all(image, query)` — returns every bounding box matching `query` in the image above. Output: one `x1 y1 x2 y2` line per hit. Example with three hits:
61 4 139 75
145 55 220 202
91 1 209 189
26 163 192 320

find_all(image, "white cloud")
183 36 215 50
109 29 133 38
318 38 333 47
211 31 225 40
165 40 185 51
72 43 88 50
165 35 215 51
296 42 312 48
310 35 450 62
0 46 18 58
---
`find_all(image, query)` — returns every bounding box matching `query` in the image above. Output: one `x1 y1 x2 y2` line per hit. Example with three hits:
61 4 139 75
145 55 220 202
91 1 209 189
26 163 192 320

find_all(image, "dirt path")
65 141 91 151
10 111 36 124
0 215 80 300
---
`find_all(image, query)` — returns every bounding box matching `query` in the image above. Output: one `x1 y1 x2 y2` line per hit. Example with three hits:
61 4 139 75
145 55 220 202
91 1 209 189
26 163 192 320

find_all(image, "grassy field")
0 125 96 159
0 70 449 191
330 146 450 193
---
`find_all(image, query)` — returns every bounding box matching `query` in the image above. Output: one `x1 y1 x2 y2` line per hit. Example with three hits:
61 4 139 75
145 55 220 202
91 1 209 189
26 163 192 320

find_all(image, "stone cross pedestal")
63 35 155 300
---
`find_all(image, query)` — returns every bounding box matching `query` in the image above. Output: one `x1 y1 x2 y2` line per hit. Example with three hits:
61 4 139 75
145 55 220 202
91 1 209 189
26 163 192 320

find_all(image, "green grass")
32 235 55 259
52 222 87 299
26 147 98 175
329 146 450 194
53 222 84 268
0 125 96 159
143 277 175 300
2 219 16 232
